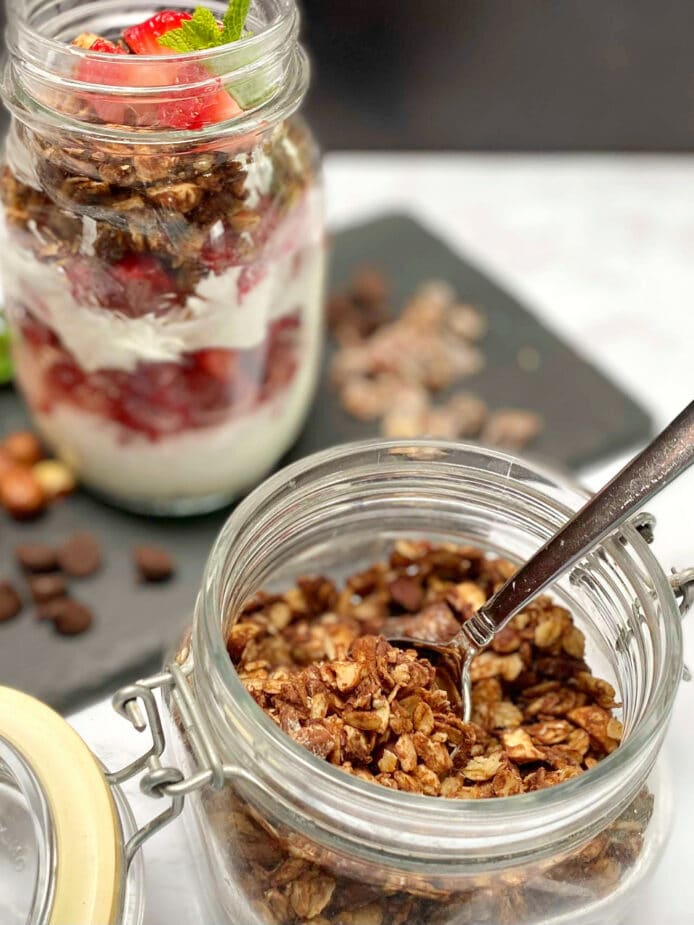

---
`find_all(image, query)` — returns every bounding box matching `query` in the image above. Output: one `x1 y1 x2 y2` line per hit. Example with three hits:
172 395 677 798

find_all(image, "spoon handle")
464 401 694 648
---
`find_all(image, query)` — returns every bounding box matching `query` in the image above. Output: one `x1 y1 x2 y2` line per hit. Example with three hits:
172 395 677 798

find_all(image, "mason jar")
1 440 690 925
160 440 688 925
0 0 324 514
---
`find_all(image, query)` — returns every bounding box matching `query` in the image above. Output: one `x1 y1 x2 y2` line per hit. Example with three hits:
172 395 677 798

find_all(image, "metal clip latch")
106 663 228 869
671 567 694 619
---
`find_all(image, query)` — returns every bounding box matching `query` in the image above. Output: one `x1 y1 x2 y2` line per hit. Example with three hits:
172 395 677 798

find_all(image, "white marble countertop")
70 154 694 925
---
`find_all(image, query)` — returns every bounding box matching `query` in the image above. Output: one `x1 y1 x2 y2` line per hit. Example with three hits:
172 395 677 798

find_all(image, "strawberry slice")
66 254 178 316
196 348 237 382
109 254 178 315
76 37 133 123
158 62 242 129
89 38 125 54
123 10 192 55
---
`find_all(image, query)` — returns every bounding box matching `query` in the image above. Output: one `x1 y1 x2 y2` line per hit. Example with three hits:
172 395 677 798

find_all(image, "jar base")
90 486 239 518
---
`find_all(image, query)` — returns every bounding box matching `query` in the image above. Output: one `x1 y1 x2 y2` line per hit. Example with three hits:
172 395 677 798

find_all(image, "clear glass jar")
162 440 685 925
0 0 323 514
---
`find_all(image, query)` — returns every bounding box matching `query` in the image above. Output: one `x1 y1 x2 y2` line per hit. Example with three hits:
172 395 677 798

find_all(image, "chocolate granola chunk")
229 540 623 797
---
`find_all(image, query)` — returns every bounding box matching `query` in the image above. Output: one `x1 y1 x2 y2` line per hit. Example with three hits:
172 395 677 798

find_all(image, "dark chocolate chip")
134 545 176 582
59 532 102 578
0 581 22 622
39 597 93 635
15 543 59 573
29 572 67 604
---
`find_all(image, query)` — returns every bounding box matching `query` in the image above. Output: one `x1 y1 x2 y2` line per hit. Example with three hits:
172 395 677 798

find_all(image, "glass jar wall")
0 0 324 514
163 441 683 925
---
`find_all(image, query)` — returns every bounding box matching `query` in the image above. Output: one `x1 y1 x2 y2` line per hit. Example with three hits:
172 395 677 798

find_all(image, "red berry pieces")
66 255 177 317
89 38 126 54
109 254 177 314
123 10 192 55
157 62 242 130
196 348 237 382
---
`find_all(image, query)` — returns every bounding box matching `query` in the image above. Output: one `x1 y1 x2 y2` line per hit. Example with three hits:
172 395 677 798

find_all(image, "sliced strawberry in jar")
65 255 179 316
123 10 192 55
196 348 238 383
157 62 242 130
109 254 178 315
76 38 133 123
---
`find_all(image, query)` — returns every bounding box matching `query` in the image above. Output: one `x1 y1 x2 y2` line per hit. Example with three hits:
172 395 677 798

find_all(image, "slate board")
0 213 651 712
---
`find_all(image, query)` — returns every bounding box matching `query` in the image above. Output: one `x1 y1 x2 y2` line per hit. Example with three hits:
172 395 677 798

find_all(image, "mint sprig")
158 0 251 52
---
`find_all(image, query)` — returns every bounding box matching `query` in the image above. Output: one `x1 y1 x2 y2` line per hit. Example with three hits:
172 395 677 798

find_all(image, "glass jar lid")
0 686 123 925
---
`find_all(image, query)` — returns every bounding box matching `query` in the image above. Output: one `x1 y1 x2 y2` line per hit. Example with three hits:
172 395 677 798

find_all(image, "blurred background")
300 0 694 151
1 0 692 150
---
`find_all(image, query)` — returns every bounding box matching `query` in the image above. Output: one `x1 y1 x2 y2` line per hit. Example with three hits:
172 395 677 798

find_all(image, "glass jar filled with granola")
0 0 323 513
153 440 687 925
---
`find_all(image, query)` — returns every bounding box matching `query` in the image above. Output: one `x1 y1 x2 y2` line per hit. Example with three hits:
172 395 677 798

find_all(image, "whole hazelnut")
0 449 18 478
32 459 77 500
0 468 46 519
3 431 43 467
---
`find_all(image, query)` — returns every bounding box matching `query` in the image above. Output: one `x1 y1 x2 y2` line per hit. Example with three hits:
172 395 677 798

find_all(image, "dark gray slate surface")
0 214 651 712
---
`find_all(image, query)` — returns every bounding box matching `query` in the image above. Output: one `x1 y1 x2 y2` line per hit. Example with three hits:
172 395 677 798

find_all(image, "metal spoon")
387 401 694 721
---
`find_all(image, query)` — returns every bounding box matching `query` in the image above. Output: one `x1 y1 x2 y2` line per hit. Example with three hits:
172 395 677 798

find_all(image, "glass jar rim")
194 439 683 866
2 0 308 143
9 0 295 65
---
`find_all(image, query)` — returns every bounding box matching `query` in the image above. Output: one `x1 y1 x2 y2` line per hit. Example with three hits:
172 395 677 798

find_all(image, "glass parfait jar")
1 440 692 925
0 0 324 514
152 440 688 925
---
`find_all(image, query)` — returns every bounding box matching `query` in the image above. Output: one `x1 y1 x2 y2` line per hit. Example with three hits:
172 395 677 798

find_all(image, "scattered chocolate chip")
39 597 93 635
28 572 67 604
134 545 176 582
15 543 60 573
0 581 22 622
59 532 102 577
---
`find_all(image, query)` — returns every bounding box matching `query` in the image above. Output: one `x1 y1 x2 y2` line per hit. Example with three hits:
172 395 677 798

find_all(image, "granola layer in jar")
0 0 323 513
163 442 682 925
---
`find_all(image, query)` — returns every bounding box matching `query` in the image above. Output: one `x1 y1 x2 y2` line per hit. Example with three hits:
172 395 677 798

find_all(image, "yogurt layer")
1 240 324 374
25 302 322 506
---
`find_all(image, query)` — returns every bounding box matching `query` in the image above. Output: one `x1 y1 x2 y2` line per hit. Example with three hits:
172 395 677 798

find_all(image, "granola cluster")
231 541 622 797
1 118 315 282
200 542 652 925
328 272 543 449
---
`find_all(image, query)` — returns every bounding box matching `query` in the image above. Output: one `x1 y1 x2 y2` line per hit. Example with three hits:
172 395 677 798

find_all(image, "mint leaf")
221 0 251 43
157 29 195 52
158 0 250 51
158 8 223 51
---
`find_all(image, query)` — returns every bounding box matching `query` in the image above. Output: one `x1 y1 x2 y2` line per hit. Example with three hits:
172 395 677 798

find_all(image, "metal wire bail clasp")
105 663 226 869
672 567 694 620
